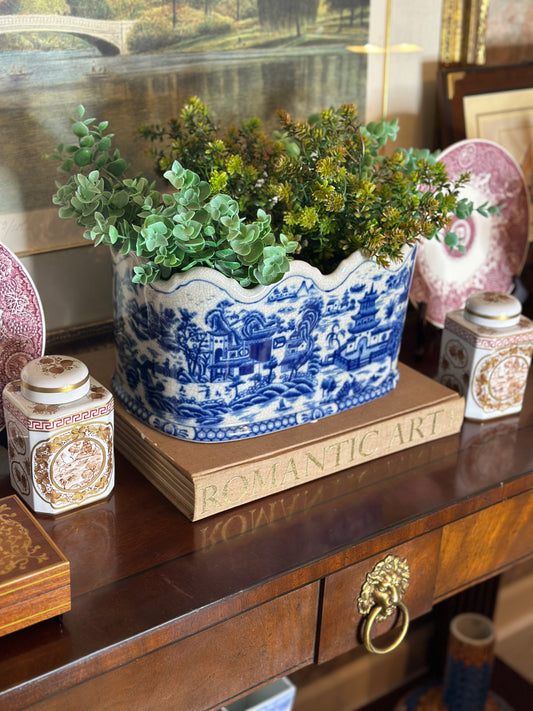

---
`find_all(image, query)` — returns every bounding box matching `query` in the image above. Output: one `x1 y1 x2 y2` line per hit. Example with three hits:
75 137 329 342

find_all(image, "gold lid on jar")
463 291 521 329
21 356 90 405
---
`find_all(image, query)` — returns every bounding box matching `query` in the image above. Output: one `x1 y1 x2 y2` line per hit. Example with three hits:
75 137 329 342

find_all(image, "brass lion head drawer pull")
357 554 410 654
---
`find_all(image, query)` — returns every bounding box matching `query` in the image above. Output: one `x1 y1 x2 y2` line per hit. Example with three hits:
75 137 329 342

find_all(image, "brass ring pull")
357 554 411 655
362 600 410 654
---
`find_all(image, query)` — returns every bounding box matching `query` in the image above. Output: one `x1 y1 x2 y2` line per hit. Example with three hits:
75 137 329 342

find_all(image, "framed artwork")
0 3 373 259
464 86 533 240
436 62 533 147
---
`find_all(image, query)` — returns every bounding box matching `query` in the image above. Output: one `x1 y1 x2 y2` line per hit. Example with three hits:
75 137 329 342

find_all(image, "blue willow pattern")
112 248 416 442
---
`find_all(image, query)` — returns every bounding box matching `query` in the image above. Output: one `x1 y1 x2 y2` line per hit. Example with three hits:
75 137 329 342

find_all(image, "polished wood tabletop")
1 307 533 711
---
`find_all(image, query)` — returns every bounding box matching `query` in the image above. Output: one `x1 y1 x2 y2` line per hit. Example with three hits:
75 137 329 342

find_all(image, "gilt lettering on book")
113 363 465 521
195 433 462 549
199 406 460 516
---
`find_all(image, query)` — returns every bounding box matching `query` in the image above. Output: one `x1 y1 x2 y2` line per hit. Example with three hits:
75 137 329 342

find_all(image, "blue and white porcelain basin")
112 245 416 442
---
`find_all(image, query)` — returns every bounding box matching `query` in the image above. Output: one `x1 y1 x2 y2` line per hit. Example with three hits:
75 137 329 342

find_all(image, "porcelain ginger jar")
438 291 533 420
3 355 114 514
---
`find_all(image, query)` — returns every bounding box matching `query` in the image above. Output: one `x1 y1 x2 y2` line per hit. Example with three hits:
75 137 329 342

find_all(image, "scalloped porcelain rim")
115 244 414 303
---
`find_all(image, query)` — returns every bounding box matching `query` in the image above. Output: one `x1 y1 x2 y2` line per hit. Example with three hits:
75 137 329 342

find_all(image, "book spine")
193 396 465 520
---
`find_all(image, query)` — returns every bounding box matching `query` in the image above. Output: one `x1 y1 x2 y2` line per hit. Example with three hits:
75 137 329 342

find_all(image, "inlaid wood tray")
0 495 70 637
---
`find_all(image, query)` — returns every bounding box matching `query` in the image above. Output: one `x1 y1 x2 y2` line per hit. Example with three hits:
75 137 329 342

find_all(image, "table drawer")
12 584 318 711
318 530 441 663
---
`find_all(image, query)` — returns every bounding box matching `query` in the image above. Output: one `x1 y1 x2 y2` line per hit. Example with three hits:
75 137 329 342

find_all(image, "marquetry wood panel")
435 490 533 601
318 531 441 663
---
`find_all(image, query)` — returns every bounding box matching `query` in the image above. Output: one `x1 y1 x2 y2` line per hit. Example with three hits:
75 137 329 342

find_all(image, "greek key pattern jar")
2 355 114 514
438 291 533 421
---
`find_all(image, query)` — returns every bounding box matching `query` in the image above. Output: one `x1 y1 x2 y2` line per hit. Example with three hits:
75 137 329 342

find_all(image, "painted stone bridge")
0 15 136 55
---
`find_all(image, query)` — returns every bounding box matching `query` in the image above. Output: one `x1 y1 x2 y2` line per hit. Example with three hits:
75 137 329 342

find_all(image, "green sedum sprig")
52 105 297 287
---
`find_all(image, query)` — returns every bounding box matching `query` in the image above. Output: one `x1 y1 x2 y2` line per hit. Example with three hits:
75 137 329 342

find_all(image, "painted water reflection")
0 47 367 254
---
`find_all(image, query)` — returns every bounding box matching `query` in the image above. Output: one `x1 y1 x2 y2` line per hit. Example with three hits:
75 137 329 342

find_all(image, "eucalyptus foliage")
52 105 297 286
142 98 501 274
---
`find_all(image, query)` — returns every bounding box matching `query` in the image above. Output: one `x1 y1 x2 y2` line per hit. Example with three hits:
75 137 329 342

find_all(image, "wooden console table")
1 332 533 711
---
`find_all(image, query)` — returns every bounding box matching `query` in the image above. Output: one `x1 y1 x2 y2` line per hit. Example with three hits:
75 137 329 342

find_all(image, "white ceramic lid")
21 355 90 404
464 291 521 328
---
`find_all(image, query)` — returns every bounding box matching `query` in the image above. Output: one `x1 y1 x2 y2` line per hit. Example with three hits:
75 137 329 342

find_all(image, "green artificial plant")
53 100 500 288
52 105 297 287
141 97 500 275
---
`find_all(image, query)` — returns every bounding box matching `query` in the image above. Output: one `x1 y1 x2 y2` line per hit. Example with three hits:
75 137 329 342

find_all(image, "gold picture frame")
440 0 491 66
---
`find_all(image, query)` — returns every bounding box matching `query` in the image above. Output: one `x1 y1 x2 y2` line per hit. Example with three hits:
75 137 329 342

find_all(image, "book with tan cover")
107 361 465 521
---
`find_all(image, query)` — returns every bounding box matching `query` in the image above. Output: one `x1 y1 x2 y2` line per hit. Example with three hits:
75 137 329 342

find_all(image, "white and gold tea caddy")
438 291 533 421
2 355 114 514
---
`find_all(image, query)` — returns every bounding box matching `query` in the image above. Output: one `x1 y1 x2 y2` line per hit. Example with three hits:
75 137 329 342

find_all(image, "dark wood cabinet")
1 335 533 710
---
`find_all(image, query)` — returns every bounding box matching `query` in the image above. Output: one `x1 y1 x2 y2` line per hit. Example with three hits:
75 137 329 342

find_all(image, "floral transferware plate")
409 139 530 328
0 241 45 430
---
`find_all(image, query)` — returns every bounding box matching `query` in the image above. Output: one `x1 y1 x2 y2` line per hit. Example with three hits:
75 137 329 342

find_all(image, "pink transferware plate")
409 139 530 328
0 241 46 430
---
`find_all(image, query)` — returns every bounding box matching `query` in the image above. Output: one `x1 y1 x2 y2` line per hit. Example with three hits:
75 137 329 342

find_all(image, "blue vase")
395 613 513 711
442 613 496 711
112 246 416 442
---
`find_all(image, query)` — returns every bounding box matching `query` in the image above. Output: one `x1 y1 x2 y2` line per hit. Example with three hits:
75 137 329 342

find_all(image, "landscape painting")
0 1 371 255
